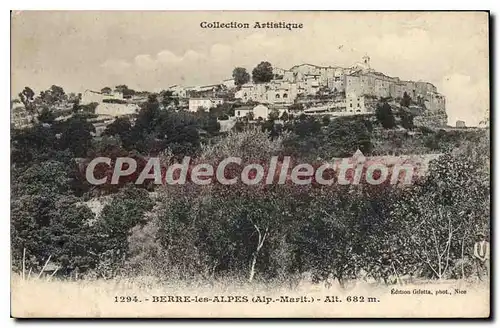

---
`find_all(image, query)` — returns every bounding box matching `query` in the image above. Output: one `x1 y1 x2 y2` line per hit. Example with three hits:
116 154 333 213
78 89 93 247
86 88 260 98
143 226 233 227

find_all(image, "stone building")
235 104 287 120
253 104 270 120
186 84 225 99
232 56 446 125
222 78 236 89
234 105 253 118
81 89 123 105
95 103 140 117
167 85 187 98
188 98 224 112
237 81 298 104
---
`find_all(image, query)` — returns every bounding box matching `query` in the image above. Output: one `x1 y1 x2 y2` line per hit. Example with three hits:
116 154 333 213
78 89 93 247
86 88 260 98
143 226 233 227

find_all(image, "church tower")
362 55 370 69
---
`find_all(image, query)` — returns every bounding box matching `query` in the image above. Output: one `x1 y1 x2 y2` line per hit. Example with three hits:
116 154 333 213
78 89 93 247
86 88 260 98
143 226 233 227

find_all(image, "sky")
11 11 489 126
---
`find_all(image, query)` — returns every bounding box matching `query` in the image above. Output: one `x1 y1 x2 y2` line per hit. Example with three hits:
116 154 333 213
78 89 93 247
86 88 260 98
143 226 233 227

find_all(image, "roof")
235 106 253 111
347 71 363 77
198 84 223 90
415 80 437 88
84 89 103 95
189 97 224 100
270 104 290 109
289 63 343 70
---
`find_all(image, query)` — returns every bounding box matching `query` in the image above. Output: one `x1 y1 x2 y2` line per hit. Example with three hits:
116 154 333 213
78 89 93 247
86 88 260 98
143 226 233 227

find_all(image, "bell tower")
362 54 370 68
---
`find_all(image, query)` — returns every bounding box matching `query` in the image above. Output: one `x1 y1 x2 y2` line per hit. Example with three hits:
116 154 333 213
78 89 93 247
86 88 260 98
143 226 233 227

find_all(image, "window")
276 94 280 99
357 103 360 108
350 103 353 108
237 111 241 116
283 93 288 98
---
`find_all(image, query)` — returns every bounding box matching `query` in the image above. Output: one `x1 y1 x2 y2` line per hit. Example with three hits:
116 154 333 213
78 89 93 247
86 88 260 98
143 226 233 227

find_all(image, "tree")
211 103 235 118
70 94 81 113
400 111 414 130
232 67 250 87
325 117 373 157
39 85 66 105
289 115 322 137
151 185 299 282
103 117 132 139
252 61 274 83
11 159 98 274
38 108 56 124
101 87 112 94
268 109 280 121
115 85 135 98
59 115 96 158
11 123 64 165
392 152 489 280
18 87 35 111
300 190 370 288
131 100 202 156
11 193 96 274
93 186 154 276
159 90 179 109
280 111 289 121
376 102 396 129
134 94 161 133
401 91 412 108
115 85 128 93
67 93 81 103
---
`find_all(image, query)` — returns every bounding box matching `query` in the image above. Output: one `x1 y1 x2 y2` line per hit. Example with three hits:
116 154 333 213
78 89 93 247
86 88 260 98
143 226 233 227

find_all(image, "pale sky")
11 11 489 126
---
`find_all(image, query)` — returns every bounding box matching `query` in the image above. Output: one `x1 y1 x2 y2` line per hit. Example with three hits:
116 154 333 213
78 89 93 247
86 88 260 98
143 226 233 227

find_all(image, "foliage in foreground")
11 111 490 285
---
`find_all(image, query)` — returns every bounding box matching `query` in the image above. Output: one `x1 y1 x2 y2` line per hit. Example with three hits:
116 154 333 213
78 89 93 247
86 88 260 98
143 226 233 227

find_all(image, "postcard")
10 10 490 318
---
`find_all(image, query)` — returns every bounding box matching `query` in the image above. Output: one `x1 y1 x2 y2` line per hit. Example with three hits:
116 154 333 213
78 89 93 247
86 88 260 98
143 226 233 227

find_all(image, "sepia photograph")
10 10 490 318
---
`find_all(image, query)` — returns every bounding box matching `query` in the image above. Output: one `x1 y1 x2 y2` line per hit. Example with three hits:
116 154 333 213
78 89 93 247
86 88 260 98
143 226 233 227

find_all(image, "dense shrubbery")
124 126 489 284
11 97 490 285
125 142 488 284
11 96 213 277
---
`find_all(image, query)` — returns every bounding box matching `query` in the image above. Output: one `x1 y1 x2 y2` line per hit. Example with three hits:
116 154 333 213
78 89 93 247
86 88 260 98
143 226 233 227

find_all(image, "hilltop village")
165 56 448 127
11 56 489 288
11 56 448 132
